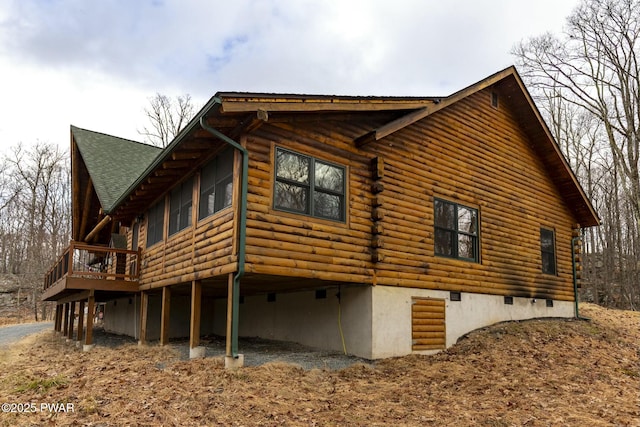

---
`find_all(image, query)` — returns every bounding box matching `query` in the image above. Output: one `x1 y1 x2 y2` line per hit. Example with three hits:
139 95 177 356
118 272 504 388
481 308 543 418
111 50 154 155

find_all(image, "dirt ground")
0 303 638 426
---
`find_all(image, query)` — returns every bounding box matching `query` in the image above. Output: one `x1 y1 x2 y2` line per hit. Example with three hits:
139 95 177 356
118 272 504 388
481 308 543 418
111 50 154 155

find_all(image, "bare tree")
513 0 640 225
513 0 640 310
1 143 70 320
139 93 196 147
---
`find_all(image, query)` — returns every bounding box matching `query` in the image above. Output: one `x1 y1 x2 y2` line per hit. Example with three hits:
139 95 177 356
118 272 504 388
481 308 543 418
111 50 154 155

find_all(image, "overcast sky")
0 0 579 154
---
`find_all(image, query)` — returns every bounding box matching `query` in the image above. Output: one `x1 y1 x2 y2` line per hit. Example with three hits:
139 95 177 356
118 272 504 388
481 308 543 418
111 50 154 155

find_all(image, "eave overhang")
106 67 599 229
354 66 600 228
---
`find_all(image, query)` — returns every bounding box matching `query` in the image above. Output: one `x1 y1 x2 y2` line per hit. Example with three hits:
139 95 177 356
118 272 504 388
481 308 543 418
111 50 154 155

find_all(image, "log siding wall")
126 87 580 301
364 89 576 300
242 87 579 300
244 121 376 284
134 153 240 290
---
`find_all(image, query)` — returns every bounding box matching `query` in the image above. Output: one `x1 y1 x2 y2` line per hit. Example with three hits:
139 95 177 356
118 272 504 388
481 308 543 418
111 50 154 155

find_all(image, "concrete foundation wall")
211 286 374 358
103 285 574 360
370 286 574 359
104 294 218 341
103 295 141 339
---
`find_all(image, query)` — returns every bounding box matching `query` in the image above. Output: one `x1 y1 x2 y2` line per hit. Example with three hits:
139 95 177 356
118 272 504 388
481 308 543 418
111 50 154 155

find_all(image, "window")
540 228 556 275
146 200 165 247
491 91 499 108
434 198 479 262
199 148 234 220
274 147 345 221
169 177 194 235
129 222 139 276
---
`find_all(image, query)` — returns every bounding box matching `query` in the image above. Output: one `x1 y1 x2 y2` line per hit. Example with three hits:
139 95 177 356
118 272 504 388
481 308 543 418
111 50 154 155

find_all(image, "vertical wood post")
190 280 202 350
68 301 76 340
85 292 95 347
54 305 61 332
160 286 171 346
62 303 69 337
57 304 64 332
139 291 148 345
77 300 85 342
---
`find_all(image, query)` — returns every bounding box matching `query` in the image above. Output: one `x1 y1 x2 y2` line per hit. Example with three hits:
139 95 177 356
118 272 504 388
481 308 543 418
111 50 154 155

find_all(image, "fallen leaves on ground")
0 303 638 426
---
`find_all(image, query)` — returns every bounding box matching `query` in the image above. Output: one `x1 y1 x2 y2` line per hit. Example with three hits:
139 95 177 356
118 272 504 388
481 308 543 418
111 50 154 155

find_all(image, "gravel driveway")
0 322 53 347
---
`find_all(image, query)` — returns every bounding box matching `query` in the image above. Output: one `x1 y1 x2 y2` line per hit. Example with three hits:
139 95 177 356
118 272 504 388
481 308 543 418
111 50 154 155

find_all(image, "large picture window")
146 200 165 247
434 198 479 262
199 148 234 220
274 147 345 221
540 228 557 275
169 177 194 235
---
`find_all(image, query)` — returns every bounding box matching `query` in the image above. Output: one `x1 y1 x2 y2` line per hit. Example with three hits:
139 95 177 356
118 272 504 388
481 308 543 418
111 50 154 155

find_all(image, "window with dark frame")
146 200 165 247
540 228 557 275
199 147 234 220
491 91 499 108
434 198 479 262
274 147 345 221
129 222 140 276
169 177 194 235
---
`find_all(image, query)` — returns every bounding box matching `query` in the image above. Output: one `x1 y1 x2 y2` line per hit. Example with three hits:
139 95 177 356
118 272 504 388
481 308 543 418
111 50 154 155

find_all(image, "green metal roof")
71 125 161 213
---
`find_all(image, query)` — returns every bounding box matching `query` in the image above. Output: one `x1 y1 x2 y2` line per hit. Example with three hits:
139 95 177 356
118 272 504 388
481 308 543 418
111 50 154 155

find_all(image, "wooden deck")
43 241 140 301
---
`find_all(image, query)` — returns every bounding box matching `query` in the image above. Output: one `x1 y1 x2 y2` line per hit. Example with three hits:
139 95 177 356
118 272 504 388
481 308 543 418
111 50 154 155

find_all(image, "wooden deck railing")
44 241 141 290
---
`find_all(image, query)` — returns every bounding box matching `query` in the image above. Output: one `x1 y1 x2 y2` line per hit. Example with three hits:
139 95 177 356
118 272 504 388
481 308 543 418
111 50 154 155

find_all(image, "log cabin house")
43 67 599 366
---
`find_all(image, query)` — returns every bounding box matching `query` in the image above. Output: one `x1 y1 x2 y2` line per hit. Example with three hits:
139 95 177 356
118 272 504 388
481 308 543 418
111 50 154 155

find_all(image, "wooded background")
514 0 640 310
1 0 638 321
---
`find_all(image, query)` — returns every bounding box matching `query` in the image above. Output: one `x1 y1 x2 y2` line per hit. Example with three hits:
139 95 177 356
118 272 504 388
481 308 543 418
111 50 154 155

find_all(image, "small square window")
450 291 462 302
504 296 513 305
315 289 327 299
267 293 276 303
546 299 554 307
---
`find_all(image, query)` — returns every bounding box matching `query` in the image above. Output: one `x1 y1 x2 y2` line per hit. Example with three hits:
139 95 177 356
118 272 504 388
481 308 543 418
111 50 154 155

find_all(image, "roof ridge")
70 125 162 151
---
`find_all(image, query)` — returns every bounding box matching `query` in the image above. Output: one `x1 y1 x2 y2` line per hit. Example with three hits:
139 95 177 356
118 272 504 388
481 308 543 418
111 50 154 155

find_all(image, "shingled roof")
71 126 161 212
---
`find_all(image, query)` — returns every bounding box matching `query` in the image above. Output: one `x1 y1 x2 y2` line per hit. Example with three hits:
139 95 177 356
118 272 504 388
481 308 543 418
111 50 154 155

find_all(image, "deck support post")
84 291 95 351
54 305 61 333
138 291 148 345
62 303 69 338
57 304 63 332
160 286 171 346
67 301 76 341
77 300 85 344
189 280 204 359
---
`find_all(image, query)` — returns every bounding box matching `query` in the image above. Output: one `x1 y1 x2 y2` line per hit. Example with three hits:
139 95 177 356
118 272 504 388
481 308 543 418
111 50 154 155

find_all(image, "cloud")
0 0 579 151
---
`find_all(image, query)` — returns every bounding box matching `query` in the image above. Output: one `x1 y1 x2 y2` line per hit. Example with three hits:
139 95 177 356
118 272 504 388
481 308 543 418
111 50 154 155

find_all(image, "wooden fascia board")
219 99 434 114
65 277 140 292
42 277 67 301
71 135 81 241
55 290 92 305
77 176 94 242
356 67 517 147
